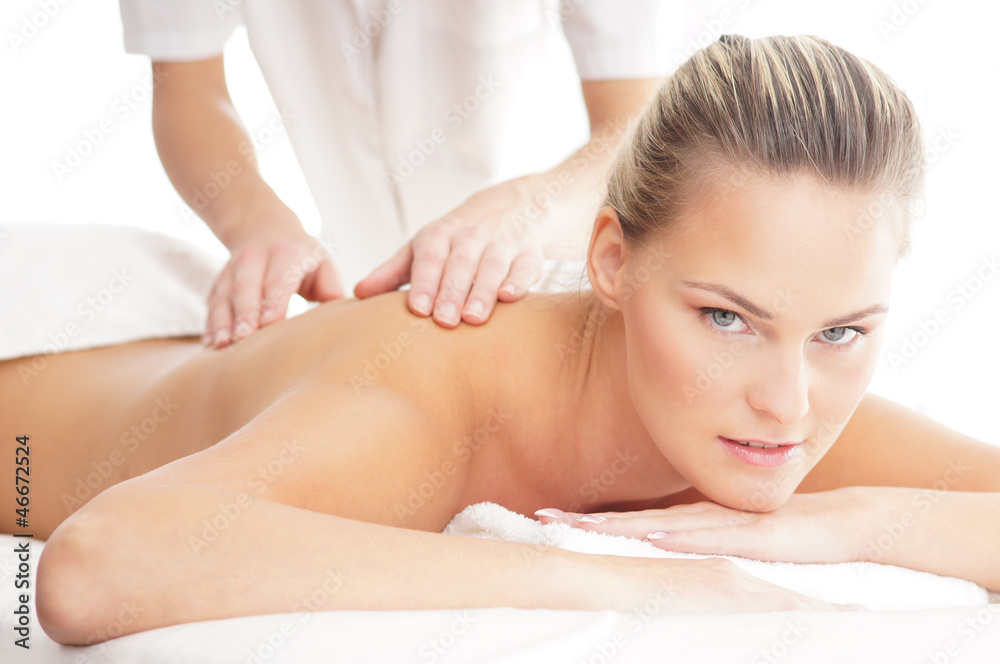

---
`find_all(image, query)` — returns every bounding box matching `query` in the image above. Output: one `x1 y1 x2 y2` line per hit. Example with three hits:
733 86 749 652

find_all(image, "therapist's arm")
354 78 661 328
152 57 344 349
542 79 664 258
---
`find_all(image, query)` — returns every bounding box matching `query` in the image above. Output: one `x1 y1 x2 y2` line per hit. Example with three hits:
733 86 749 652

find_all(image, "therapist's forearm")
151 58 303 251
522 78 662 260
857 486 1000 591
536 125 625 258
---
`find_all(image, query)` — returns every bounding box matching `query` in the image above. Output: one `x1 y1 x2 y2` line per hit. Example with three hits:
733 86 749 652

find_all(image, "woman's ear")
587 206 628 310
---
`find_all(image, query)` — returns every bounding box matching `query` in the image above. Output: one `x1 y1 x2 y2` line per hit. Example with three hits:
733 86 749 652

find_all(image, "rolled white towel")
444 501 990 611
0 223 223 361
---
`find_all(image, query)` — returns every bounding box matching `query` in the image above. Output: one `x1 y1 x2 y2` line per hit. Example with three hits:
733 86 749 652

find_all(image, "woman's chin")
694 479 796 513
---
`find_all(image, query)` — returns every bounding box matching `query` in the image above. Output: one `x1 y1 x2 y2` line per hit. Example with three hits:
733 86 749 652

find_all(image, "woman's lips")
718 436 800 467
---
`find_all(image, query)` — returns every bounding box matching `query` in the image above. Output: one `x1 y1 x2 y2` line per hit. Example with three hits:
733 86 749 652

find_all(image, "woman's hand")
353 175 547 328
537 488 871 565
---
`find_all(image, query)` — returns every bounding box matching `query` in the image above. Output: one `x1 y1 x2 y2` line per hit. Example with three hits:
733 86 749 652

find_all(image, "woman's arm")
540 392 1000 589
799 392 1000 493
809 392 1000 587
37 382 578 643
37 379 848 644
540 488 1000 591
852 486 1000 588
40 482 592 644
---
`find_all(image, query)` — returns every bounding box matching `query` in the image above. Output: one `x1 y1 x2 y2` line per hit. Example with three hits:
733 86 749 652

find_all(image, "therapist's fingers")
432 242 481 328
498 251 543 302
407 231 452 319
205 265 236 349
258 241 341 326
461 245 516 325
298 254 345 303
229 247 268 341
353 242 412 300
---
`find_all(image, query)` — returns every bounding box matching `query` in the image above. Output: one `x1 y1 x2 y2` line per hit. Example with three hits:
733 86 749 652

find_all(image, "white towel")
0 223 222 361
444 501 991 611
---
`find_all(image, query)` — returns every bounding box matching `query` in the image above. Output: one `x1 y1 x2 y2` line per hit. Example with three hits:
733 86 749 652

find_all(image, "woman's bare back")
0 290 601 537
0 293 474 536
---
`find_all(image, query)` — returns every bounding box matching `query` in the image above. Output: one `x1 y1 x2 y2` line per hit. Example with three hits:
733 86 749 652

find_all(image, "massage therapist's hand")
353 176 546 328
204 224 345 349
537 487 870 565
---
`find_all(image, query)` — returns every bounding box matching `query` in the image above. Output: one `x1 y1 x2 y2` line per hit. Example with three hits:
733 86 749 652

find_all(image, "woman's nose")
745 352 810 425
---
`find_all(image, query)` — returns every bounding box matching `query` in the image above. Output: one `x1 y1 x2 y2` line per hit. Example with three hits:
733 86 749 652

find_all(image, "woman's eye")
703 308 867 348
820 327 859 345
705 308 749 333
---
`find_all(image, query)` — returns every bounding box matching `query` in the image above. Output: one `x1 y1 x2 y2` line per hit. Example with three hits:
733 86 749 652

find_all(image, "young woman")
9 34 998 645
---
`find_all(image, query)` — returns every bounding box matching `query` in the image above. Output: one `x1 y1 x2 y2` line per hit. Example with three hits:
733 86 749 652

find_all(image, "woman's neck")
477 291 691 514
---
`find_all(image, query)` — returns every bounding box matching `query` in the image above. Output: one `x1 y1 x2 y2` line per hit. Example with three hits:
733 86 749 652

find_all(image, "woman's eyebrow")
679 280 889 328
819 304 890 328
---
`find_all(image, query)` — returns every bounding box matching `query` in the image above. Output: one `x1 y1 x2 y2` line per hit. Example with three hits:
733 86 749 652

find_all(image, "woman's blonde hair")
607 34 924 259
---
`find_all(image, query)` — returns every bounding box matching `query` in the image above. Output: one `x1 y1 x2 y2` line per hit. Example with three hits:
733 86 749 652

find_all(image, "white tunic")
119 0 682 288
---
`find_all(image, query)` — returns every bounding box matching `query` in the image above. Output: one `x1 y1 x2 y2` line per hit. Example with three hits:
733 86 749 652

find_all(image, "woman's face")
617 172 899 511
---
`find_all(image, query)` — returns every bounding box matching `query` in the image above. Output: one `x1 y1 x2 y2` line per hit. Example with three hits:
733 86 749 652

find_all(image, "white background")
1 0 997 444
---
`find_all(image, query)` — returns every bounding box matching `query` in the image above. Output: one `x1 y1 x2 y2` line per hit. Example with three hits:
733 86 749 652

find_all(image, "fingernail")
500 284 516 298
577 515 605 524
534 508 566 520
201 333 211 346
436 302 458 325
463 300 484 321
260 306 276 323
412 294 432 315
647 531 671 540
214 330 231 348
234 322 251 339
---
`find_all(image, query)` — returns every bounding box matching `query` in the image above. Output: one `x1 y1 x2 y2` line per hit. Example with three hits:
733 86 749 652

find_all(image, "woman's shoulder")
302 292 471 398
289 292 486 452
299 289 580 403
290 287 589 439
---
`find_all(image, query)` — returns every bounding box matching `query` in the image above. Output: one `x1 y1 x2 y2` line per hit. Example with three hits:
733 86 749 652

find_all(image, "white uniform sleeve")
118 0 242 61
560 0 684 79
